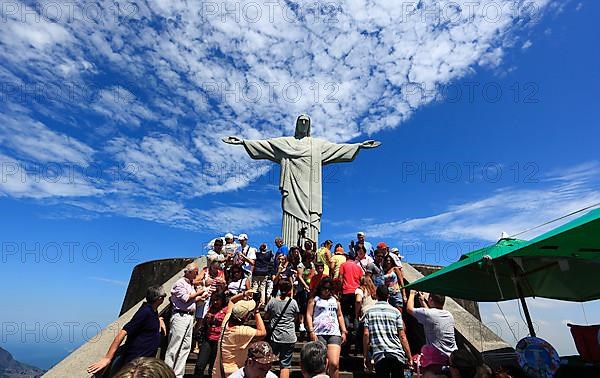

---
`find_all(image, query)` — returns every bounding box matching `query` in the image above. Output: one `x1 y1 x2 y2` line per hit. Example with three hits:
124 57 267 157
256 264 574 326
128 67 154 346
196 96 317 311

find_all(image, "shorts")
272 342 295 368
317 334 343 346
420 344 450 367
389 291 403 308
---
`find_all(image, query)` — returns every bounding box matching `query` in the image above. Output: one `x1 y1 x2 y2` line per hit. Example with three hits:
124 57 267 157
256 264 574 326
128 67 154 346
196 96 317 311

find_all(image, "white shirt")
207 249 226 262
390 253 402 268
236 244 257 272
224 242 239 255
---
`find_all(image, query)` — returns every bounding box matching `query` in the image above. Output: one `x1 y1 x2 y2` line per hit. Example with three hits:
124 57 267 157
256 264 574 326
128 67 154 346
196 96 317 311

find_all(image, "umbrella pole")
516 283 536 337
509 259 536 337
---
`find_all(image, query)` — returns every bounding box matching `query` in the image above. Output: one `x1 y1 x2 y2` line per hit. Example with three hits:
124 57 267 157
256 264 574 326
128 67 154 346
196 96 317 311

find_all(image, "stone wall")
119 257 196 315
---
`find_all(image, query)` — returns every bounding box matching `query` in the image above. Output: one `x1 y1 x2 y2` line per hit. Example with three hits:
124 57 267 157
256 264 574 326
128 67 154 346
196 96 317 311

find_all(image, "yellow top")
316 247 331 275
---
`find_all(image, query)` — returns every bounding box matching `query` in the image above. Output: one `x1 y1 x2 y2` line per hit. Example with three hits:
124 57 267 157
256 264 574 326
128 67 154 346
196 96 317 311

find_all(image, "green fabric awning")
405 208 600 302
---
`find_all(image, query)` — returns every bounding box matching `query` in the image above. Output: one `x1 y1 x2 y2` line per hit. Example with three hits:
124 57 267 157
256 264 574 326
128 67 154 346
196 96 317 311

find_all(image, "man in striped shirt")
363 285 413 377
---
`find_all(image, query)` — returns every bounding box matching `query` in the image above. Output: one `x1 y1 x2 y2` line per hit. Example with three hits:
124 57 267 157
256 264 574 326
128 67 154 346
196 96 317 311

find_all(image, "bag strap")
359 260 367 273
219 316 230 378
236 276 245 293
266 297 293 341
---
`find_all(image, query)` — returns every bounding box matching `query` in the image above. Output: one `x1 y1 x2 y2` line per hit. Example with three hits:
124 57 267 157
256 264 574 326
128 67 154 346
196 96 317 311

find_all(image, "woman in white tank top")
306 277 347 378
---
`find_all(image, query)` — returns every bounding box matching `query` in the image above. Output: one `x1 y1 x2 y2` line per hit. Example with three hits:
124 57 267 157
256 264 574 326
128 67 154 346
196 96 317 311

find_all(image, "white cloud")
0 3 72 50
363 161 600 242
91 86 158 127
0 154 101 198
0 114 94 166
1 0 555 141
0 0 558 229
88 276 127 286
522 40 533 49
62 196 279 233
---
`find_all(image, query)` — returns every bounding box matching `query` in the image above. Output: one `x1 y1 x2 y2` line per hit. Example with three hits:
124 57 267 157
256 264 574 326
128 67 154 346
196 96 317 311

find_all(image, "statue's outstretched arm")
360 140 381 148
222 136 244 145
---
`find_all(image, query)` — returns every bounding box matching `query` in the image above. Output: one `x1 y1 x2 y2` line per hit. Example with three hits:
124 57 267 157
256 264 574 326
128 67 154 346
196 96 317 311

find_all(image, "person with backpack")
264 280 300 378
252 243 274 307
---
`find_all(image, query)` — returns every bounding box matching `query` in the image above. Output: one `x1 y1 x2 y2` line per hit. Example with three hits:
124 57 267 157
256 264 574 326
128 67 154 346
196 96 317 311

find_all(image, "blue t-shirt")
274 244 289 271
363 241 375 258
121 303 161 364
277 244 289 256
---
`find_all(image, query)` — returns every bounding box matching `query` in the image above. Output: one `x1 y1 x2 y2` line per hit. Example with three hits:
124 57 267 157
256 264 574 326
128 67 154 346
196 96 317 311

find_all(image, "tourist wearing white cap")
207 238 226 264
224 233 239 255
389 247 403 268
223 233 240 272
235 233 257 278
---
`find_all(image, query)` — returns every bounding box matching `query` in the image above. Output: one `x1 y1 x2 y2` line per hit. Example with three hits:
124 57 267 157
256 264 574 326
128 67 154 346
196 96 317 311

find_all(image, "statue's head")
295 114 311 138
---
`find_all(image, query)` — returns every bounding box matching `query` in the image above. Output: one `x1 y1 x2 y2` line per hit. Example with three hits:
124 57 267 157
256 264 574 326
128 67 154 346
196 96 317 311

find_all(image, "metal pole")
509 258 536 337
516 283 536 337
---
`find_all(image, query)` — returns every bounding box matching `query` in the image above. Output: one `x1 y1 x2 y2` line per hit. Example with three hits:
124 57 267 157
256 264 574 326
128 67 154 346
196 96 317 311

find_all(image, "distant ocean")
2 342 76 371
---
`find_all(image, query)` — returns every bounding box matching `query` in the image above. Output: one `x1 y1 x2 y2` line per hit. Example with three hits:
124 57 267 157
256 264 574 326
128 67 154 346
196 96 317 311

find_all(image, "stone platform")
45 257 514 377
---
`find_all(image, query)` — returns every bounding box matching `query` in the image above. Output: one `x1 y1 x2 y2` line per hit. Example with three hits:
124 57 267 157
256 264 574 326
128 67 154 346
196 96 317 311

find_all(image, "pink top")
170 277 196 312
205 306 228 341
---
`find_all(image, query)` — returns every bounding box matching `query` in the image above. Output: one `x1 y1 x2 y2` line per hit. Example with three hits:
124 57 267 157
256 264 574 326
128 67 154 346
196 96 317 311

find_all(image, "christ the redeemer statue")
222 114 381 246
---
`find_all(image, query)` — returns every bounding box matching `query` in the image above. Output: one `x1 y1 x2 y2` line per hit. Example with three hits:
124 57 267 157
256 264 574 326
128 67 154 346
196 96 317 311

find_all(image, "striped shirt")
363 301 406 364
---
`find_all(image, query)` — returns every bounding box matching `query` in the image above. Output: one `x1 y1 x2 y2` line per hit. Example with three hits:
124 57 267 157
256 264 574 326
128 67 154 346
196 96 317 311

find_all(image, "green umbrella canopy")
405 208 600 302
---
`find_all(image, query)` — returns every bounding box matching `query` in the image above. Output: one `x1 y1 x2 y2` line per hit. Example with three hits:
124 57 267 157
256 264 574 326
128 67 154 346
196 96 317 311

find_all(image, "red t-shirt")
339 260 364 294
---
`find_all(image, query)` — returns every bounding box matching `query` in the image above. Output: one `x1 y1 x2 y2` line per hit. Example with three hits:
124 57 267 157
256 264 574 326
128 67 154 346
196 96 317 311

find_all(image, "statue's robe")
243 136 361 246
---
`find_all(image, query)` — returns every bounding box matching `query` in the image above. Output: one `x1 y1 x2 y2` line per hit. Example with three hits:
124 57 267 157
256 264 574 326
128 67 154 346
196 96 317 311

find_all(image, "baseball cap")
224 233 234 240
390 253 402 267
247 341 279 364
231 299 256 321
357 231 365 237
238 233 248 240
377 242 388 249
390 247 405 259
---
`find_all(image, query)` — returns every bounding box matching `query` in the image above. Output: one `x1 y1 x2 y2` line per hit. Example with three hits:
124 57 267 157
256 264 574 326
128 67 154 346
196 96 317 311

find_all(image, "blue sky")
1 0 599 370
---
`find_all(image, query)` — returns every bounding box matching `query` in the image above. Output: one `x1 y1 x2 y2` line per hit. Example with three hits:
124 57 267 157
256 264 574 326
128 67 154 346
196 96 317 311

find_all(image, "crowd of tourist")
87 231 527 378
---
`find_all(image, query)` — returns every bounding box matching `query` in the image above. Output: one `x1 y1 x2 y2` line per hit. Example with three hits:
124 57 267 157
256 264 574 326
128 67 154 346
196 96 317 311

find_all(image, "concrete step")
185 365 374 378
185 349 368 377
